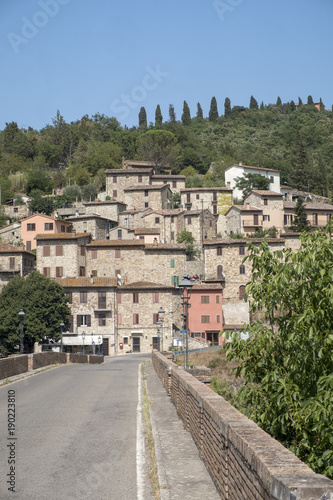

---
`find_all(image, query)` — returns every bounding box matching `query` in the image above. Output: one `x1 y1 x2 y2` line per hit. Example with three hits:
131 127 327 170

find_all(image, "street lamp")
98 336 101 355
60 321 65 353
157 306 165 352
156 328 161 351
18 309 25 354
82 331 86 354
179 275 193 369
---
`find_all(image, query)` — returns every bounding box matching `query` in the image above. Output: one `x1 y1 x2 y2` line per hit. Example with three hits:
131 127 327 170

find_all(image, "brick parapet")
151 351 333 500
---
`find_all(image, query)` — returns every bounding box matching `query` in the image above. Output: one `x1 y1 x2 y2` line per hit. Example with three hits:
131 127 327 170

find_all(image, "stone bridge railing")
152 350 333 500
0 352 104 380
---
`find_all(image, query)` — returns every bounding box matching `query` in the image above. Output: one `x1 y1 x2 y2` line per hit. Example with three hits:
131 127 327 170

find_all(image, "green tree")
0 207 7 228
209 97 218 121
81 182 98 202
176 229 200 260
137 130 178 173
291 198 310 232
181 101 191 125
224 97 231 117
225 224 333 477
235 173 270 199
307 95 314 106
169 104 176 123
0 271 71 355
249 95 259 110
319 98 325 111
298 97 303 106
138 107 147 130
155 105 163 127
276 96 282 107
196 102 203 119
62 185 81 202
169 192 181 208
28 190 55 215
260 101 265 111
26 169 53 194
288 131 312 191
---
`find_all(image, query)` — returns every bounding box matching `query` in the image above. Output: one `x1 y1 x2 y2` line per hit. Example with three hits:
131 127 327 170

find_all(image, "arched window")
217 265 223 279
239 285 246 299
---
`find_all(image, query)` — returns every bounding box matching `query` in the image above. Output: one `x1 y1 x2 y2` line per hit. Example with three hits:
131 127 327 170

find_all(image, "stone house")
283 202 333 229
183 209 217 245
0 222 21 246
224 163 281 200
134 228 160 244
108 226 134 240
244 190 284 233
21 213 72 251
116 281 180 354
83 200 126 221
122 158 172 174
224 205 263 236
0 242 35 291
140 209 185 244
151 174 186 192
65 214 117 239
54 276 117 356
118 208 152 229
36 233 92 278
4 203 29 221
180 187 233 216
187 283 223 346
124 184 171 211
105 168 153 201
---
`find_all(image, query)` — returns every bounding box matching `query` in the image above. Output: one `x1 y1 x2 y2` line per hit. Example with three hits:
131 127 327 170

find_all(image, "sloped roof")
87 239 144 248
53 277 117 287
0 242 34 255
225 164 280 173
105 168 153 175
142 208 184 217
118 281 174 290
35 232 90 240
124 184 170 192
248 190 282 197
134 228 160 235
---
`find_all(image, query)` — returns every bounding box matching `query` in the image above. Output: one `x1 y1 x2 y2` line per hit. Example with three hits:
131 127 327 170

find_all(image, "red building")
188 283 223 346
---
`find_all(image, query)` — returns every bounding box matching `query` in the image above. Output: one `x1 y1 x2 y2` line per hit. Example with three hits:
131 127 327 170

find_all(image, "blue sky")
1 0 332 131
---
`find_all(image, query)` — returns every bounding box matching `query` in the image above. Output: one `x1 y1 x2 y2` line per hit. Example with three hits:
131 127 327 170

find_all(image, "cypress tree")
155 105 163 128
208 97 218 121
319 98 325 111
276 96 282 107
224 97 231 117
298 97 303 106
138 107 147 130
289 100 296 112
169 104 176 123
291 198 310 232
249 95 259 110
196 102 203 119
289 131 311 191
307 95 314 106
311 156 329 197
260 101 265 111
181 101 191 125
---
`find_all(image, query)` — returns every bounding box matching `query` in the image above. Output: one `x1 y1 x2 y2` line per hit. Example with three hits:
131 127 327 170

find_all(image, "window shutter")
77 315 82 327
69 315 73 333
87 315 91 327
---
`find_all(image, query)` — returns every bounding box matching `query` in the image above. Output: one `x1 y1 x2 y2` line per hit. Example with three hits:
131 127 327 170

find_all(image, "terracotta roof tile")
134 228 160 234
53 277 117 287
35 233 90 240
124 184 169 192
118 281 173 290
105 168 153 174
87 239 144 247
0 242 33 254
249 190 282 196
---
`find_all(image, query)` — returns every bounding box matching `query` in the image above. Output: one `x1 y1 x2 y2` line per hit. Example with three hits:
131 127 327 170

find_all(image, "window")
61 225 66 232
43 267 50 277
91 250 98 259
213 206 217 215
327 214 332 222
77 315 91 327
123 337 128 344
9 257 15 269
14 207 18 213
133 313 139 324
56 245 63 256
216 315 221 323
171 275 179 287
187 194 191 203
138 175 143 183
171 216 174 224
56 267 63 277
27 223 36 231
187 217 192 225
69 315 73 333
239 246 245 256
26 241 31 251
113 175 117 183
80 291 87 303
117 313 122 325
253 215 259 225
98 291 106 309
91 270 97 277
210 220 213 227
145 202 149 208
43 246 50 257
264 198 268 206
45 223 53 230
217 265 223 278
66 292 72 304
153 292 159 303
216 295 220 303
117 229 122 239
217 246 222 256
155 217 160 224
115 249 121 258
170 258 175 268
80 246 85 256
171 231 174 241
263 215 270 222
239 285 246 299
201 295 210 304
153 313 159 324
144 190 149 197
133 292 139 303
172 181 176 188
313 213 318 226
213 192 217 201
99 314 106 327
201 315 210 324
139 236 144 240
196 194 199 200
79 266 85 276
124 217 129 226
113 190 117 198
240 265 245 275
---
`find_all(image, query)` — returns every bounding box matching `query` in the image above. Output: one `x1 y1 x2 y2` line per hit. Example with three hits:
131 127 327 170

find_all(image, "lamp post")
60 321 65 353
156 328 161 351
179 275 193 369
18 309 25 354
157 306 165 352
98 336 101 355
82 331 86 354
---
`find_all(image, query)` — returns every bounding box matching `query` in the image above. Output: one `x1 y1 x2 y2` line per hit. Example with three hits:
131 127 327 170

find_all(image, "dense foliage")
0 271 71 355
225 224 333 478
0 97 332 203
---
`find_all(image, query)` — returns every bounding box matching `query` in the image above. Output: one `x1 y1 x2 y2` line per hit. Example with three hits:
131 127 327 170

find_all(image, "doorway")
133 337 140 352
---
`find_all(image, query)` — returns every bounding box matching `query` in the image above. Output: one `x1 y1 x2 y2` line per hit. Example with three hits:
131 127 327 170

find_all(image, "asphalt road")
0 354 152 500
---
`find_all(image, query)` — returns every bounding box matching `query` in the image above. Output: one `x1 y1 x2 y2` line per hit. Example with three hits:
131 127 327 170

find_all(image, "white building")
225 163 281 200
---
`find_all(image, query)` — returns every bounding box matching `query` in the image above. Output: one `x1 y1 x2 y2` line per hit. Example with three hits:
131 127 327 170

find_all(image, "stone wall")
0 355 28 379
32 352 67 369
152 351 333 500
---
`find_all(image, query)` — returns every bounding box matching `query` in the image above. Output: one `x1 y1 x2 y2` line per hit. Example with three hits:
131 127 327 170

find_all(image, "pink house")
21 214 72 250
188 283 223 346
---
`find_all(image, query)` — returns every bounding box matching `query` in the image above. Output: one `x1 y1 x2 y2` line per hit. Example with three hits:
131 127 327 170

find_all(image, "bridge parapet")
152 350 333 500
